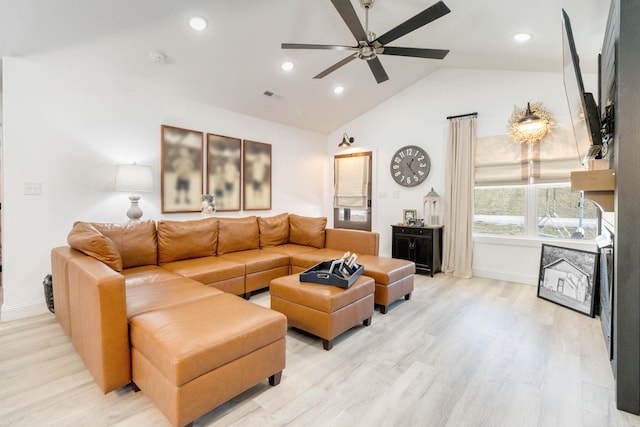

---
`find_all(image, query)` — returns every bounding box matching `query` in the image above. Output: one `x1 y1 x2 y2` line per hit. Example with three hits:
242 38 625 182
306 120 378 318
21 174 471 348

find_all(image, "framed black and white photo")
207 133 241 211
161 125 203 213
243 140 271 210
537 244 599 317
403 209 417 224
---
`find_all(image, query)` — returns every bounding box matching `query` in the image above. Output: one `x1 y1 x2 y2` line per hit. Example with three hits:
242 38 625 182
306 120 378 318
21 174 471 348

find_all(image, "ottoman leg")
132 382 141 392
322 339 334 351
405 292 412 301
363 317 372 326
269 371 282 386
379 305 388 314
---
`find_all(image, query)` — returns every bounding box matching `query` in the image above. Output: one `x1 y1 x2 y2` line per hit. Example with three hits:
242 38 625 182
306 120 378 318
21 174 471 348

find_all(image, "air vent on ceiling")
263 90 282 100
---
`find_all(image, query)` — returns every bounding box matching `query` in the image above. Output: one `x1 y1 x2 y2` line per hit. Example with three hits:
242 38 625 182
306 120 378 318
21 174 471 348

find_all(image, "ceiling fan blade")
330 0 367 42
282 43 355 51
367 57 389 84
375 1 451 46
380 46 449 59
313 53 358 79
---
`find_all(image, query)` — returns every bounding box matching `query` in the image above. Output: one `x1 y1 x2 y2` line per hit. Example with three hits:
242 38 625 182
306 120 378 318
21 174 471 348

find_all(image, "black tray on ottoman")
299 260 364 288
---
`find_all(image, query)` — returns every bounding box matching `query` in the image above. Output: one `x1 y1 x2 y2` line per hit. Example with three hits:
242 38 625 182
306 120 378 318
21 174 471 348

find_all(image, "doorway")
333 151 372 231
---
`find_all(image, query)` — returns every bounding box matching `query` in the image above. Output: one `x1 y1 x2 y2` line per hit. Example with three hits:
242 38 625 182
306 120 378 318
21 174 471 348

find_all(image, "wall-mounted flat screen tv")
562 9 602 165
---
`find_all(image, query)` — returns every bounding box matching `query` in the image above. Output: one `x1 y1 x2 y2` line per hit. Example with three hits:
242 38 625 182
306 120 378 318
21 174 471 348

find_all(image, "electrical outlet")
392 191 401 199
24 182 42 195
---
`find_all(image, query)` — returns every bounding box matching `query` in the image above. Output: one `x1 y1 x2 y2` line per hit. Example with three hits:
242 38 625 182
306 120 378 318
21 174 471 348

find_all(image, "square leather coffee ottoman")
270 273 374 350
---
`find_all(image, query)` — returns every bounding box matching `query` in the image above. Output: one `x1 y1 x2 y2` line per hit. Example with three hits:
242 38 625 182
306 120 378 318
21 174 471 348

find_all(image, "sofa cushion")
126 276 223 319
217 216 259 255
157 217 218 264
289 214 327 249
94 220 158 268
258 213 289 248
67 221 123 272
162 256 246 285
123 265 184 287
129 293 287 386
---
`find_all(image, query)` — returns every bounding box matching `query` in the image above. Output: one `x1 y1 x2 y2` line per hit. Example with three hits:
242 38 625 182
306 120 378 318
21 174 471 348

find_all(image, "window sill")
473 234 597 250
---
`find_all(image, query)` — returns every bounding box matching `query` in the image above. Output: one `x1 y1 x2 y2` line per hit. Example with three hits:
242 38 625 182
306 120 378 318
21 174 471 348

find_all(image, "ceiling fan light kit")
282 0 451 84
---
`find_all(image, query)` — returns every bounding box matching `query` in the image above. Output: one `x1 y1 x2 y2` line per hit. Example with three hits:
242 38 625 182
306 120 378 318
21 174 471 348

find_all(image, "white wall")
1 57 327 320
326 67 598 283
1 59 601 320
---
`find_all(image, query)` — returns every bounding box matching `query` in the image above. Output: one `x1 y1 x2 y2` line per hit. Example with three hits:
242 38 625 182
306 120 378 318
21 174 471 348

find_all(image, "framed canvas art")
161 125 203 213
207 133 241 211
243 140 272 210
537 243 599 317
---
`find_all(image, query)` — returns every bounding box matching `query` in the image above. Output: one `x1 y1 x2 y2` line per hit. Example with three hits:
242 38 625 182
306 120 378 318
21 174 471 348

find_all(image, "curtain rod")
446 112 478 120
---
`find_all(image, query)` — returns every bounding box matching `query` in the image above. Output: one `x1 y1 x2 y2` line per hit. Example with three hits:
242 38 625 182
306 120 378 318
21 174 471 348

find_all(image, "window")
334 152 372 231
474 126 597 240
474 184 598 239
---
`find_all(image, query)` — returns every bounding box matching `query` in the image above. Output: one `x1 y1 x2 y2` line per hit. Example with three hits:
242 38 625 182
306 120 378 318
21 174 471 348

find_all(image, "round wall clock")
390 145 431 187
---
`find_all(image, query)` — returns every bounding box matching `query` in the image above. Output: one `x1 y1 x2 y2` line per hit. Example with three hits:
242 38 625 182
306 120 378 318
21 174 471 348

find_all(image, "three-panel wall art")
160 124 272 213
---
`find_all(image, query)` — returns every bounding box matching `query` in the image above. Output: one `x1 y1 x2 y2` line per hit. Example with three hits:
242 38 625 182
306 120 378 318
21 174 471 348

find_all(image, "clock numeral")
394 157 401 164
420 163 428 168
417 155 425 161
392 164 399 170
394 171 401 177
399 152 406 159
418 170 425 176
406 148 413 156
406 176 412 184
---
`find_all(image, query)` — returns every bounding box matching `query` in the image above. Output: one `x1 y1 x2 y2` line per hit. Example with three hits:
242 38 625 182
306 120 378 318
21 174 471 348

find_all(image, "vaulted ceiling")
0 0 610 133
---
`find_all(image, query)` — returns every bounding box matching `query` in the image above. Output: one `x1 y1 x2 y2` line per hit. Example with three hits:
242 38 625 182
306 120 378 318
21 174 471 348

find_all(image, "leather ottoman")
357 255 415 314
270 274 374 350
129 293 287 427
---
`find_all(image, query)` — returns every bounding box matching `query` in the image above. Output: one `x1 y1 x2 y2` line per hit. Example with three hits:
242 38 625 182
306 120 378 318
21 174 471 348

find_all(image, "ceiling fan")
281 0 451 84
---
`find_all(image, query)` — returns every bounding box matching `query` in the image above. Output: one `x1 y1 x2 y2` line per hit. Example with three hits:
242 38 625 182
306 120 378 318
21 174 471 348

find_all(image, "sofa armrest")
68 256 131 393
51 246 86 338
324 228 379 256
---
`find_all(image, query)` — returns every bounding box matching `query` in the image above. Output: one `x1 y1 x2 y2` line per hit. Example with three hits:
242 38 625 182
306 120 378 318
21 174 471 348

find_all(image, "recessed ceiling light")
333 86 344 95
188 16 208 31
281 61 294 72
513 32 532 42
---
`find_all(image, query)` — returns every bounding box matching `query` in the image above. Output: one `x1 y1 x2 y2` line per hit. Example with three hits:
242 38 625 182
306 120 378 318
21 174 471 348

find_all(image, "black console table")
391 225 442 277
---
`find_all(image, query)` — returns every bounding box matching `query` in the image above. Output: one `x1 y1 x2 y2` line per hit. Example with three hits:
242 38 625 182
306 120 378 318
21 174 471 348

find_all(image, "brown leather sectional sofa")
50 213 414 426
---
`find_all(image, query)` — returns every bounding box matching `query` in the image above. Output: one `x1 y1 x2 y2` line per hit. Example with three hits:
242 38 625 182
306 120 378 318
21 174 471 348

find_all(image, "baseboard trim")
1 300 49 322
473 268 537 286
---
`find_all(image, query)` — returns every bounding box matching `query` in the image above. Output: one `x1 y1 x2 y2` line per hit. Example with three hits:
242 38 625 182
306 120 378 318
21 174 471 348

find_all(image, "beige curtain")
442 116 476 278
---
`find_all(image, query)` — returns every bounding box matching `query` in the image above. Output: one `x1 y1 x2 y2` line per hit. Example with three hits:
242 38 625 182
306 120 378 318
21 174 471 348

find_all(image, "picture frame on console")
537 244 599 317
243 140 272 210
161 125 204 213
403 209 417 225
207 133 241 211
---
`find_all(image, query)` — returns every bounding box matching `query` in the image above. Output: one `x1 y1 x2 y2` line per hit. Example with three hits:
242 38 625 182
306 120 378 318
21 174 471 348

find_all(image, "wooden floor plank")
1 274 640 426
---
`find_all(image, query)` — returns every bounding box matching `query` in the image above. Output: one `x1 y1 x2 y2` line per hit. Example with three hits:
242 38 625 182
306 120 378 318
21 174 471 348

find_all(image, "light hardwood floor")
1 274 640 427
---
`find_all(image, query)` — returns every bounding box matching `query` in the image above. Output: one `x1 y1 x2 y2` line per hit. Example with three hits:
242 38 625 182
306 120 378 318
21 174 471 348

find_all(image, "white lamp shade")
115 164 154 193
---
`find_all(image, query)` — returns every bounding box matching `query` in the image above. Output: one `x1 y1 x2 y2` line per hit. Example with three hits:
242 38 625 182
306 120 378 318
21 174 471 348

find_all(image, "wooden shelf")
571 169 615 211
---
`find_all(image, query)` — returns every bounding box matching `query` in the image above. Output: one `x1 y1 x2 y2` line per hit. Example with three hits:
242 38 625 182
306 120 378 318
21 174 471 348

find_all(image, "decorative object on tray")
201 194 216 217
300 252 363 288
537 243 599 317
